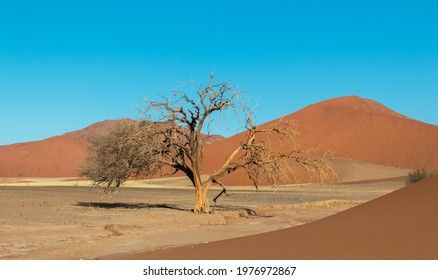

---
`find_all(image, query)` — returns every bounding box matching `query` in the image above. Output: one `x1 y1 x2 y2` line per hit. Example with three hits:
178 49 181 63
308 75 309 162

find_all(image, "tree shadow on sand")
76 202 188 212
77 202 258 216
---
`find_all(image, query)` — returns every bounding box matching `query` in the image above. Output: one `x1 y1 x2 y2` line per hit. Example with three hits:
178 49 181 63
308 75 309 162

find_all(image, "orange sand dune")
201 96 438 185
110 175 438 260
0 120 129 177
0 136 88 177
293 96 438 170
0 119 133 177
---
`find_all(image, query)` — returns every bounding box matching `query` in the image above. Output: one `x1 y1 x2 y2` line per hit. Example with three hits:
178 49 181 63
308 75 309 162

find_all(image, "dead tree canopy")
80 74 334 213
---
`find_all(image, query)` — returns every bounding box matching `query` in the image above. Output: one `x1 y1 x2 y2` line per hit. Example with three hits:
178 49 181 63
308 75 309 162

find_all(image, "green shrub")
406 169 431 185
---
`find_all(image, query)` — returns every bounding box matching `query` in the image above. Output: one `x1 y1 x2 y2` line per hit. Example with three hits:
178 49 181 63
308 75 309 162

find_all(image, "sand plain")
0 176 405 260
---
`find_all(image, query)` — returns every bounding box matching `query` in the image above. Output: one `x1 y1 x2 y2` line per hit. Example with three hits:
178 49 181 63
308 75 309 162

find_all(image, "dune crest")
312 95 408 119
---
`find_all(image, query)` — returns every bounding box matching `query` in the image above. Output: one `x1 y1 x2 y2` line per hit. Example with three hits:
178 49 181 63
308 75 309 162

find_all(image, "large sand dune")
293 96 438 170
0 119 127 177
201 96 438 185
0 136 88 177
113 175 438 260
206 96 438 172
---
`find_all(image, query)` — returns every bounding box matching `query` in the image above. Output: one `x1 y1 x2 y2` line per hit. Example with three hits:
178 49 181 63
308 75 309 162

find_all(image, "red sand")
293 96 438 170
0 119 129 177
0 136 88 177
106 175 438 260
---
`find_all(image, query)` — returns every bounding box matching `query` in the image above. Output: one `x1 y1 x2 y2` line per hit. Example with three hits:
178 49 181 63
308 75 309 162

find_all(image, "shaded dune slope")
113 175 438 260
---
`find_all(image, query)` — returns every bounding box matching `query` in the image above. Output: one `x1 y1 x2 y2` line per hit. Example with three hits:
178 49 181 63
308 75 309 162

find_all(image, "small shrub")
406 169 431 185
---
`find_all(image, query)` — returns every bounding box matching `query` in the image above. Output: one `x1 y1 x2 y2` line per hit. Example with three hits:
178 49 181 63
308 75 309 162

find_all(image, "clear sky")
1 0 437 145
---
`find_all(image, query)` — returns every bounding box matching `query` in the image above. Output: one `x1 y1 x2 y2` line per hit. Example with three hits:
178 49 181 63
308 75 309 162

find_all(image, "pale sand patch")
333 157 410 183
0 177 87 187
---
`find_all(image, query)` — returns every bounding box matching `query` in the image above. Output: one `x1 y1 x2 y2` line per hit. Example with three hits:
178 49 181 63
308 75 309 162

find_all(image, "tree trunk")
194 181 212 213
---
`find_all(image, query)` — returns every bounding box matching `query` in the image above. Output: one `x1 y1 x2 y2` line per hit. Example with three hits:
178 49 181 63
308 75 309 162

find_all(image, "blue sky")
1 0 437 145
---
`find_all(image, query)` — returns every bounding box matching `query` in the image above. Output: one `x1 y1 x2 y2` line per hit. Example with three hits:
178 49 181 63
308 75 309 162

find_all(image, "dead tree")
80 74 333 213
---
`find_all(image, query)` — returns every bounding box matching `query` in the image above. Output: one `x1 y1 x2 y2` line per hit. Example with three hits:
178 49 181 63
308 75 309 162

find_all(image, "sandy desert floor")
0 176 405 260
